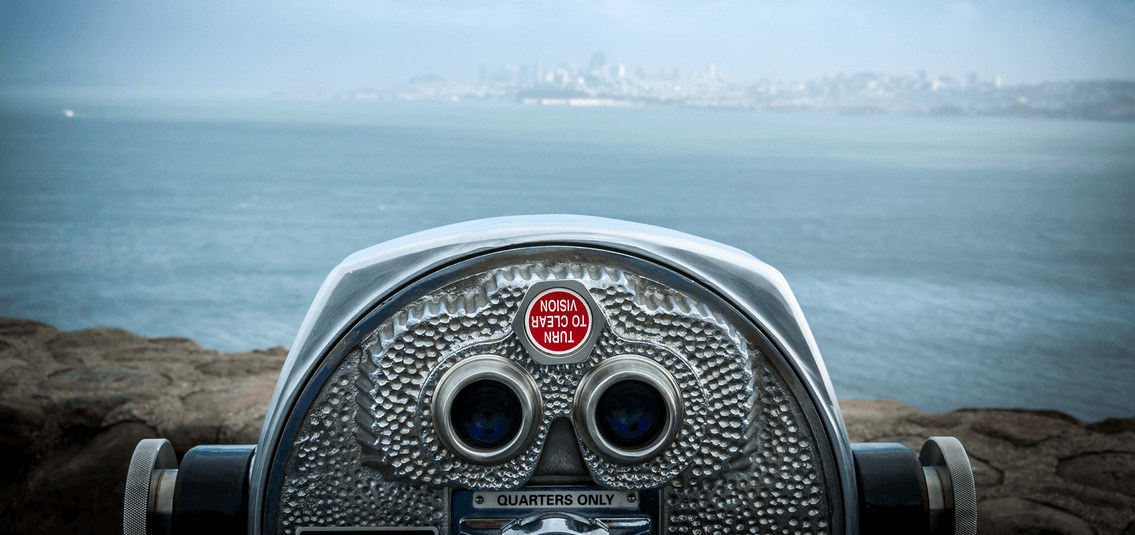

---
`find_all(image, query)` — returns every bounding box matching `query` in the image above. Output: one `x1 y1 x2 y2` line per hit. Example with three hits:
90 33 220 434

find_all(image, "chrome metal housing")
573 355 683 463
250 215 857 534
432 354 542 464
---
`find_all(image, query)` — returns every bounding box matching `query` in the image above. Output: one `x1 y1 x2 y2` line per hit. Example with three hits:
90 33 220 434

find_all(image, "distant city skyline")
3 1 1134 97
320 55 1133 122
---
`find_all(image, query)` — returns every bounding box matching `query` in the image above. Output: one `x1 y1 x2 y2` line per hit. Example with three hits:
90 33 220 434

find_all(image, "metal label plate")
472 490 638 510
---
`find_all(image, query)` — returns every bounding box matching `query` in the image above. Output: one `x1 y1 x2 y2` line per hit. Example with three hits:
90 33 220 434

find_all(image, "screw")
627 493 636 503
475 496 484 505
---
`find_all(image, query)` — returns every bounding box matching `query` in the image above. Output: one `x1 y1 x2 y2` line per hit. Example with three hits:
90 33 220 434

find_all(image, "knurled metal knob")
921 436 978 535
123 438 177 535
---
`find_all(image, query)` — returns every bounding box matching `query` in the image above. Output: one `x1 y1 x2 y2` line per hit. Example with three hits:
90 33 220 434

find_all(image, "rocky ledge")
0 318 1132 534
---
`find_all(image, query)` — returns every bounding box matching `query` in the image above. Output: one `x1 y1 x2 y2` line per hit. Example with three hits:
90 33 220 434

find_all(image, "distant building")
588 52 607 74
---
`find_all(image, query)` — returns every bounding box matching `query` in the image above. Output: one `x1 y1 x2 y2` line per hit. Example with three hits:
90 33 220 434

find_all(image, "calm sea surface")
2 95 1133 420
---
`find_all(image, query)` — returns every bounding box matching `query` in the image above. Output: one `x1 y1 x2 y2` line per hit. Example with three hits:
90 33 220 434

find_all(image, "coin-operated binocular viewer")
125 216 976 535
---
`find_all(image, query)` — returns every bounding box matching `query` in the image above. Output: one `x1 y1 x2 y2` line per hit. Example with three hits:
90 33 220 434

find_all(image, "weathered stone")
47 365 161 390
0 319 288 534
0 318 56 338
969 455 1005 487
1086 417 1135 435
907 410 966 429
195 348 286 376
0 397 48 485
1057 453 1135 497
970 409 1084 447
841 398 925 441
57 394 133 430
0 357 24 374
0 397 47 438
19 422 158 535
978 497 1095 535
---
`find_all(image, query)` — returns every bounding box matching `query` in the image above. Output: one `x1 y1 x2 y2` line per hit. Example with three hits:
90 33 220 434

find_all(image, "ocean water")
1 94 1133 420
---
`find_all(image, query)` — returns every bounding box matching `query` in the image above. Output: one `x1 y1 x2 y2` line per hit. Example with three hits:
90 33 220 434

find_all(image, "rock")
1057 453 1135 497
0 397 47 440
1087 417 1135 435
58 393 133 430
19 422 159 535
840 398 925 442
48 365 164 390
979 497 1095 535
969 455 1005 487
969 409 1085 447
0 318 286 534
0 397 48 485
0 318 56 338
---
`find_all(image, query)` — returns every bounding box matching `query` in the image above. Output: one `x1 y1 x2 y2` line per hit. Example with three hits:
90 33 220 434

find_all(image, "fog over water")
3 1 1134 95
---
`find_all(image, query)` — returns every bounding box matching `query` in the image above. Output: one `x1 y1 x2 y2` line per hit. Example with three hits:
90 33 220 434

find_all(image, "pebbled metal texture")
355 263 750 490
277 256 831 533
279 350 448 533
664 358 831 534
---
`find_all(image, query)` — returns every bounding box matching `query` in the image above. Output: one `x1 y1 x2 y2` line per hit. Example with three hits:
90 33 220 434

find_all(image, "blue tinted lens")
452 380 521 449
596 380 666 448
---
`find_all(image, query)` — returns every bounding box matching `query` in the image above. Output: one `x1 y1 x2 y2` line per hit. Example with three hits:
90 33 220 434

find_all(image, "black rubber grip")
172 444 255 535
851 442 930 535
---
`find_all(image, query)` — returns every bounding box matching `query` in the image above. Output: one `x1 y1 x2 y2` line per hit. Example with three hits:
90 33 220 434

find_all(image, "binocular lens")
452 380 523 449
596 380 666 448
574 355 682 463
432 355 540 464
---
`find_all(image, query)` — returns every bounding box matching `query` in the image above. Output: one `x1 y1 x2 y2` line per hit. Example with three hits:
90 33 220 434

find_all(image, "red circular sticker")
524 288 592 355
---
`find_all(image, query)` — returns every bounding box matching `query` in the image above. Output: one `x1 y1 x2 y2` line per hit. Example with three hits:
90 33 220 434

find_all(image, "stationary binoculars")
125 216 977 535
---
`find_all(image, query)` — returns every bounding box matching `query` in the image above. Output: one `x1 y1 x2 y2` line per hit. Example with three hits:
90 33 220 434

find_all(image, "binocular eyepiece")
125 216 976 535
433 354 542 464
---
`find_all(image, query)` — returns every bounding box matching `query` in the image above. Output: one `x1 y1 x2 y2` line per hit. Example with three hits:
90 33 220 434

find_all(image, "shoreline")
1 318 1132 533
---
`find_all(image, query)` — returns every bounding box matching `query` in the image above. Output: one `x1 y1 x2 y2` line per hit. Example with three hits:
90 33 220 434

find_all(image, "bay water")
2 95 1132 420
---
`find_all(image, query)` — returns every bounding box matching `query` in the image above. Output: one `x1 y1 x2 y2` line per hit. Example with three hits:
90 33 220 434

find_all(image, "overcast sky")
3 0 1134 96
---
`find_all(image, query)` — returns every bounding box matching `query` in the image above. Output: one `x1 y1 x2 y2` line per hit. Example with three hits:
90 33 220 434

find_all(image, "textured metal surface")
278 350 448 534
124 438 176 535
664 357 831 534
353 263 754 490
276 254 832 533
253 216 856 535
920 437 978 535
